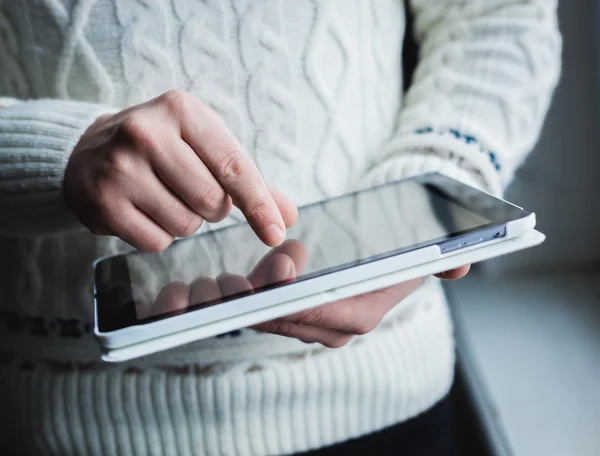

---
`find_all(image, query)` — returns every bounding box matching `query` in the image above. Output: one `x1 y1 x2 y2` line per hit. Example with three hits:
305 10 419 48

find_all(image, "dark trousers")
297 396 454 456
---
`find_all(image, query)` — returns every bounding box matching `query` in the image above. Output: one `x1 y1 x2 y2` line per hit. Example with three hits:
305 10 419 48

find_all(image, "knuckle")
172 212 203 237
145 235 173 253
160 89 191 115
217 150 251 184
104 147 136 176
118 114 155 149
245 201 271 225
161 89 187 106
190 185 228 215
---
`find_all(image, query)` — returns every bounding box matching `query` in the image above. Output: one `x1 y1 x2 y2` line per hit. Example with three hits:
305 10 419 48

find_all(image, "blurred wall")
484 0 600 276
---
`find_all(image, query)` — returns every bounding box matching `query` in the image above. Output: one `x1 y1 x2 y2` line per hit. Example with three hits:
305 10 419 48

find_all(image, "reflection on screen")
96 179 489 323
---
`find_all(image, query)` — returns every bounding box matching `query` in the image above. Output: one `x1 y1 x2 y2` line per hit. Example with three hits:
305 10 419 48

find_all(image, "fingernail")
266 223 285 244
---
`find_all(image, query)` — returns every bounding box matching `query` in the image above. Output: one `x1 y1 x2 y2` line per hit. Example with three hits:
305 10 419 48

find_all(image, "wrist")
360 129 503 196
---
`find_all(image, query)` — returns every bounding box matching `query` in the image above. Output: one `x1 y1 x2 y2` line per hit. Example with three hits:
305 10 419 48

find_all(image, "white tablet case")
101 229 544 362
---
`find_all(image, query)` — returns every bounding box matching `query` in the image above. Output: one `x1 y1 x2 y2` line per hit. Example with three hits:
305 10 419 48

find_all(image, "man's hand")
64 90 297 252
145 240 470 348
252 252 469 348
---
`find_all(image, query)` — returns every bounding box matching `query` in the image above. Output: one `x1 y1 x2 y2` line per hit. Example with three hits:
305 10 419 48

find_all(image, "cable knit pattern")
174 0 244 143
376 0 562 190
0 5 29 98
366 0 403 145
0 1 560 455
304 1 358 197
237 0 304 199
116 0 178 106
49 0 115 103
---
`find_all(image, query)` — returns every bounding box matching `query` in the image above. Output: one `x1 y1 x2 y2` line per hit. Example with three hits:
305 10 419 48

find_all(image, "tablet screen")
95 174 523 331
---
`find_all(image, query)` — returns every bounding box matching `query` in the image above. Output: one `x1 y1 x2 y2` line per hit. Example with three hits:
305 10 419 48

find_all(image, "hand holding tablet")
94 173 543 361
135 238 469 349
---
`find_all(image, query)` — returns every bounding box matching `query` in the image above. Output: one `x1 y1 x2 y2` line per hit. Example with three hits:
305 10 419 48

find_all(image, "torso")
0 0 407 360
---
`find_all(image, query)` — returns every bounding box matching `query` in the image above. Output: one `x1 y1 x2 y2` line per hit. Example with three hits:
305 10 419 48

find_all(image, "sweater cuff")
359 130 504 197
0 99 115 235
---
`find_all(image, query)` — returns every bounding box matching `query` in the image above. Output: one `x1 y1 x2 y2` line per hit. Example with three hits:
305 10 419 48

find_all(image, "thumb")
247 240 307 288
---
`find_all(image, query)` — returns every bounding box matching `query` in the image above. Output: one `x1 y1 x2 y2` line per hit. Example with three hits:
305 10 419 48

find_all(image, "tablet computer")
94 173 543 362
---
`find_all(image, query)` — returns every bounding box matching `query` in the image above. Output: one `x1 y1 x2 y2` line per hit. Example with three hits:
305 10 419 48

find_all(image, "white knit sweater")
0 1 560 455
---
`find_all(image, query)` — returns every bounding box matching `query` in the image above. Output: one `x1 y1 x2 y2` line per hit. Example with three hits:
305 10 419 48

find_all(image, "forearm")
363 0 562 194
0 98 114 235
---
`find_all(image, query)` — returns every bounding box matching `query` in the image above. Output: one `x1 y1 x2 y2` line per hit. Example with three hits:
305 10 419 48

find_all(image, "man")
0 1 560 454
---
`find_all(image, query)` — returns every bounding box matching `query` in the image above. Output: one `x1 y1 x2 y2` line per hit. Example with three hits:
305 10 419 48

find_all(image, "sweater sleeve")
0 98 115 235
361 0 562 195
